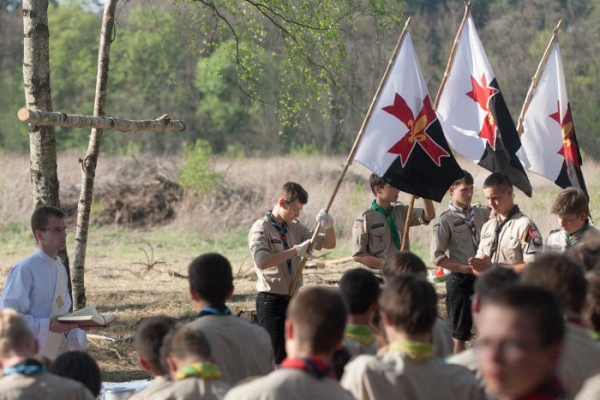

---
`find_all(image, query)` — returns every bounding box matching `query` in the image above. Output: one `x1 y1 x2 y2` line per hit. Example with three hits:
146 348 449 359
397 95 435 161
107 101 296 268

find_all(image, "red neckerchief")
516 377 566 400
280 357 335 379
565 314 584 327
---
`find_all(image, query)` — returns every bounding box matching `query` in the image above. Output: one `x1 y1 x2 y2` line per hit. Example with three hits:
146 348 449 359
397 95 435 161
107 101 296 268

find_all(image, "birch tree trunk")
23 0 70 284
71 0 118 310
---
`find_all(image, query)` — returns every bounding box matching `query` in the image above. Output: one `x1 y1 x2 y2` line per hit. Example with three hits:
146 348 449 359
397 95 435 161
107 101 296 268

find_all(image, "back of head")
161 326 212 364
339 268 380 315
0 309 35 359
568 237 600 272
551 187 589 217
483 172 512 191
583 270 600 333
30 205 65 237
381 251 427 282
521 253 587 314
134 316 178 376
380 274 437 335
287 286 347 355
188 253 233 305
50 351 102 397
482 285 565 347
474 265 519 301
451 170 473 187
277 182 308 205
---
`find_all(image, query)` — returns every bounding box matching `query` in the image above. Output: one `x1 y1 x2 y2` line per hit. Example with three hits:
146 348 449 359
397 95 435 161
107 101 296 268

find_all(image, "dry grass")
0 151 599 382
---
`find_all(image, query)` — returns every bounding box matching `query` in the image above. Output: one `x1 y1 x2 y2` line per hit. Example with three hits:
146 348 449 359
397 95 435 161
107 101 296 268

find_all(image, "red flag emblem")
549 101 581 169
466 74 499 149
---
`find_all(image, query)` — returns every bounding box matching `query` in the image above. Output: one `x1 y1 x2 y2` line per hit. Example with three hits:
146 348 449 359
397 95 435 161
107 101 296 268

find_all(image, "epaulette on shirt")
548 227 562 235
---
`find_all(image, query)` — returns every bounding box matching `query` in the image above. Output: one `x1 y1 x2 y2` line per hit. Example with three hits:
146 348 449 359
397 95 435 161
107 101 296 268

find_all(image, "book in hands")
58 306 116 327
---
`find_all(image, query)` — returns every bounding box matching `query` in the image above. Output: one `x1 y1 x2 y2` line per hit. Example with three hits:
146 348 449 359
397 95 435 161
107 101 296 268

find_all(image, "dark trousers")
256 292 289 364
446 273 476 341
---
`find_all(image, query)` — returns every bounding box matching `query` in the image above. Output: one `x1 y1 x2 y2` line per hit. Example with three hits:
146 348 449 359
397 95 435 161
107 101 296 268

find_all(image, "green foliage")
290 139 324 158
0 71 29 152
178 139 222 196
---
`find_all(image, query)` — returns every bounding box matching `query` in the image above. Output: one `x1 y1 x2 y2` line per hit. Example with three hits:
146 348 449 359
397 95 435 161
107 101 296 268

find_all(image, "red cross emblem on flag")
382 93 450 167
466 73 499 150
550 101 581 168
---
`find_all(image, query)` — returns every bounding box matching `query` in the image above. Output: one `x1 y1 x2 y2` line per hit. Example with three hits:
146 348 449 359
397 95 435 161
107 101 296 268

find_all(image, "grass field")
0 152 598 381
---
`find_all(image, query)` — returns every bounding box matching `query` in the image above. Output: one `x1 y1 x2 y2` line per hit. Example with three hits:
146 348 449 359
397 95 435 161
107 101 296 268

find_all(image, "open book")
58 306 116 327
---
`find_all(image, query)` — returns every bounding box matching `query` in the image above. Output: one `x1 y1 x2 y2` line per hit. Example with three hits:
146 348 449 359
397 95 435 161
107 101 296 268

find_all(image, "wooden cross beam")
17 108 186 132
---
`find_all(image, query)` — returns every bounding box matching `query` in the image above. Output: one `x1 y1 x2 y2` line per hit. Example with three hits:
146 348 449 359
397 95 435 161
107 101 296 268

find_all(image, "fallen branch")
17 108 186 132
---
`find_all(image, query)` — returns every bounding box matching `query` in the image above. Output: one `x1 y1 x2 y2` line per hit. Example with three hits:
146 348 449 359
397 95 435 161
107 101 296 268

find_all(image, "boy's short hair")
521 253 588 314
50 351 102 397
188 253 234 305
134 316 178 376
380 274 437 335
381 251 427 282
339 268 380 314
568 237 600 272
161 326 212 365
474 264 519 300
287 287 347 354
583 270 600 334
0 309 35 358
451 170 472 187
550 188 589 217
484 285 565 347
277 182 308 205
483 172 512 191
369 174 387 195
31 205 65 236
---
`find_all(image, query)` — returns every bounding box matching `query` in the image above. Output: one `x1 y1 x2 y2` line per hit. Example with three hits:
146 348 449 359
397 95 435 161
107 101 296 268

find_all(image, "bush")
178 139 222 196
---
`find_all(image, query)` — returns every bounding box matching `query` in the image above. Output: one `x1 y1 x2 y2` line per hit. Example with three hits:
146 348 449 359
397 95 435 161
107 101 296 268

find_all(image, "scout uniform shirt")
575 374 600 400
140 377 230 400
249 213 323 295
558 322 600 398
476 206 543 264
546 223 599 252
352 203 428 260
431 205 491 266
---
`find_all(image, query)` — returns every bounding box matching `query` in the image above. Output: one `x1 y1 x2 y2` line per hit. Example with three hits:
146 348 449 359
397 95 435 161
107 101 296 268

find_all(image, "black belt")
258 292 290 301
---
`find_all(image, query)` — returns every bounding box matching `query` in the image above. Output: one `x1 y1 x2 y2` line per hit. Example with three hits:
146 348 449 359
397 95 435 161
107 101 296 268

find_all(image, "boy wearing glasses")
0 205 86 360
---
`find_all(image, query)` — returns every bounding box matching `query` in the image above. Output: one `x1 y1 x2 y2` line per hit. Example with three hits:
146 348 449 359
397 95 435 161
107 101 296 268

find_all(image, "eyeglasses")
476 338 544 359
42 227 69 234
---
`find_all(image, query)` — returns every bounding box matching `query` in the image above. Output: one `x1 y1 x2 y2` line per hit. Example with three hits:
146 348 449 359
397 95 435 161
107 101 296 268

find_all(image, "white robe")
0 248 86 357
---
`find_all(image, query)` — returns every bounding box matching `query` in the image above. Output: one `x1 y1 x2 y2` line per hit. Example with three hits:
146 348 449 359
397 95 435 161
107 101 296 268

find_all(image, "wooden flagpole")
433 1 471 109
400 196 415 250
516 19 563 133
288 17 414 296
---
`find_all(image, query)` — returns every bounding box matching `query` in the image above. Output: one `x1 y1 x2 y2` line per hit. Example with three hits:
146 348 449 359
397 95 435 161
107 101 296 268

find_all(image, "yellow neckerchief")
175 362 222 381
345 324 375 347
388 340 435 363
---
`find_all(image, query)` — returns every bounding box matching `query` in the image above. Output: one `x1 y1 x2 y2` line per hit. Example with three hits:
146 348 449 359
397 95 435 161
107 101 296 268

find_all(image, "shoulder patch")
433 225 439 236
250 231 263 241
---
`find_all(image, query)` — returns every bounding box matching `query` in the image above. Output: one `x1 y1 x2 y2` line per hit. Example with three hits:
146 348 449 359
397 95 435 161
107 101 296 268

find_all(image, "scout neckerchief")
516 377 566 400
371 200 400 249
2 359 46 376
448 203 479 248
564 220 591 249
345 324 375 347
489 205 520 259
280 357 335 379
175 362 222 381
387 340 435 363
565 313 584 328
267 211 292 274
591 330 600 341
197 304 232 318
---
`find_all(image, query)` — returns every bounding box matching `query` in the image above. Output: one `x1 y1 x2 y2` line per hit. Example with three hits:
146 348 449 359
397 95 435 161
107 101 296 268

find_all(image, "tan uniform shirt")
224 369 354 400
186 315 275 385
352 204 428 260
431 206 491 265
433 317 454 358
129 376 172 400
447 347 482 385
341 351 484 400
141 377 230 400
0 372 95 400
546 225 600 252
575 373 600 400
476 209 543 264
558 323 600 398
249 216 323 294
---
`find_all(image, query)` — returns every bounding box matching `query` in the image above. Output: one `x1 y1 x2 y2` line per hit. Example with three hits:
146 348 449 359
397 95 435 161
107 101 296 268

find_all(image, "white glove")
316 209 334 229
295 239 316 259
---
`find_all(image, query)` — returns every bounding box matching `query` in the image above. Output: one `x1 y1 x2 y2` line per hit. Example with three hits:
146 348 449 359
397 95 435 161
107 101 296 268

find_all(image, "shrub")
179 139 222 197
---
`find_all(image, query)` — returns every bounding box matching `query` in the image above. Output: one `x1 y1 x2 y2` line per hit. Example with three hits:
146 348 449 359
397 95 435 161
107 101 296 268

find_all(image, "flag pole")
288 18 414 297
516 19 563 133
400 196 415 251
433 1 471 108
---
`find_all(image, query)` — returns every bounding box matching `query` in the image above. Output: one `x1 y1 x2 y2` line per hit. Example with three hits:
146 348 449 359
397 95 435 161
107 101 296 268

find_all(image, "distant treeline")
2 0 600 159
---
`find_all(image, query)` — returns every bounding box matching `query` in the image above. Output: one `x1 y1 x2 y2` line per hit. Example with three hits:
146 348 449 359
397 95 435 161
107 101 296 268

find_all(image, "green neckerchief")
371 200 400 249
345 324 375 347
591 330 600 341
388 340 435 363
175 362 222 381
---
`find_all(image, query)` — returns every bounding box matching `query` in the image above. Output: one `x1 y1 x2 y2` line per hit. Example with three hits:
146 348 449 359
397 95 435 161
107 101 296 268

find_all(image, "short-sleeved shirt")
352 203 428 260
249 215 323 294
341 351 483 400
431 206 491 266
546 224 599 252
476 209 543 264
